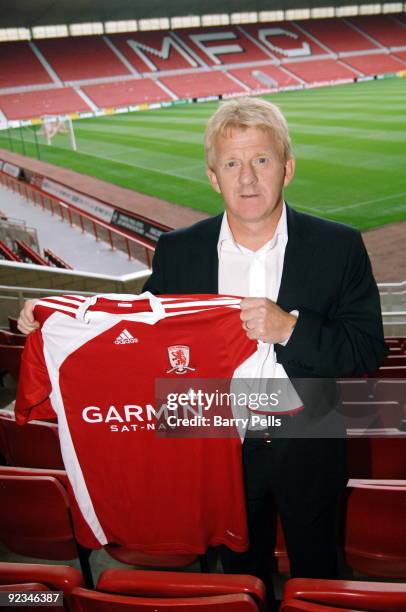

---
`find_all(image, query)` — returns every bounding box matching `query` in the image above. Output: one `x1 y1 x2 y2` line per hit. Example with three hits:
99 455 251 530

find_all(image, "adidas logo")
114 329 138 345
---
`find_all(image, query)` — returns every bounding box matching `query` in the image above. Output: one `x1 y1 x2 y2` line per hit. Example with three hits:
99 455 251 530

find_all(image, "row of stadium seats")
0 14 404 120
0 212 73 268
0 15 404 87
0 50 405 120
0 461 405 589
1 411 404 478
1 561 405 611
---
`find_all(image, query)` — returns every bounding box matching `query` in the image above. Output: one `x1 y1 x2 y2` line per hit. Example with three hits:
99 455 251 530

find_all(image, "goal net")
38 115 77 150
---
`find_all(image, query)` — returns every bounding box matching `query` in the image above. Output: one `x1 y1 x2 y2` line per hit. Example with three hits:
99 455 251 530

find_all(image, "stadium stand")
35 36 132 82
347 15 406 48
0 87 91 121
0 7 405 608
228 64 302 89
243 22 329 59
341 53 406 76
280 59 357 84
0 16 405 119
0 42 54 89
295 18 379 53
174 26 272 65
160 70 245 98
83 78 172 107
109 31 202 72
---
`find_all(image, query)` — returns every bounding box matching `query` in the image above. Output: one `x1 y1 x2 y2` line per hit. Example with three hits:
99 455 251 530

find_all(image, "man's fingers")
17 299 39 335
240 297 268 311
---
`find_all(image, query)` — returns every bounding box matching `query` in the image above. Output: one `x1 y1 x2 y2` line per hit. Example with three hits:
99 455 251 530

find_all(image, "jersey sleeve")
15 330 56 424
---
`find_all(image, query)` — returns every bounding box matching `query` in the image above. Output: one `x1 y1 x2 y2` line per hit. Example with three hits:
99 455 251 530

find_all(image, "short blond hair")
204 96 292 168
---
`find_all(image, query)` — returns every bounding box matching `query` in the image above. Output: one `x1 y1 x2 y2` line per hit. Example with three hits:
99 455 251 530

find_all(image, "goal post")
38 115 77 151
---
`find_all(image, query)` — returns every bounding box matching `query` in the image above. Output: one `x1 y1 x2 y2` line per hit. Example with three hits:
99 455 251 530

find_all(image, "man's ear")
283 157 295 187
207 167 221 194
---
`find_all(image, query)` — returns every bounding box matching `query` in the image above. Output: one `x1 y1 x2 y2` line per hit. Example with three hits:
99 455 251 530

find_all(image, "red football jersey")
15 292 300 553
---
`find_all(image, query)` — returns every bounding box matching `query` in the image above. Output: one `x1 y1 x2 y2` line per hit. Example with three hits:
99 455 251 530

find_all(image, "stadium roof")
0 0 401 28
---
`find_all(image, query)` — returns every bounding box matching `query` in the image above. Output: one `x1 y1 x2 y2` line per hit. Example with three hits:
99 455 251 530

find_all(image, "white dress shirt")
217 203 297 345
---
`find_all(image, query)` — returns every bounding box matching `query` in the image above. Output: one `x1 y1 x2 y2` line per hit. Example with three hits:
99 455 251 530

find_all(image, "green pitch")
2 78 405 230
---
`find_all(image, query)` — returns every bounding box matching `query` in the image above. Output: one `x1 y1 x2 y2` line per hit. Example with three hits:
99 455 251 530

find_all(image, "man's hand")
240 297 297 344
17 299 40 335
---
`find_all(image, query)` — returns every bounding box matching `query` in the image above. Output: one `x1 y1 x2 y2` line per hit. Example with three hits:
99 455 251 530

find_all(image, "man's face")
207 126 295 226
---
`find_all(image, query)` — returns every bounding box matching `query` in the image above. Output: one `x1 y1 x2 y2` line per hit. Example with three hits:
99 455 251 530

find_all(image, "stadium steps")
0 185 146 276
28 41 62 85
75 87 99 112
102 35 140 76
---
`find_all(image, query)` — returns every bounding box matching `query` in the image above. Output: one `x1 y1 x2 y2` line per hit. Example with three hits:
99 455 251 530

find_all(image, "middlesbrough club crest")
166 345 196 374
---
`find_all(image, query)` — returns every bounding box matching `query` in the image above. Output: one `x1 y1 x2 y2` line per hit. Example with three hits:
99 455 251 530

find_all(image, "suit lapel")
277 205 315 311
197 214 222 293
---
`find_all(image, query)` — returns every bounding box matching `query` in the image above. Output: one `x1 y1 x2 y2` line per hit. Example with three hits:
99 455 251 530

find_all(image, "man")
141 97 388 594
18 98 387 602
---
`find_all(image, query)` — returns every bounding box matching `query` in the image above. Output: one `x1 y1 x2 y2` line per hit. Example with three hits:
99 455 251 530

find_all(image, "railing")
0 218 39 252
0 240 22 262
15 239 48 266
0 285 96 315
378 281 406 311
0 172 154 268
44 248 73 269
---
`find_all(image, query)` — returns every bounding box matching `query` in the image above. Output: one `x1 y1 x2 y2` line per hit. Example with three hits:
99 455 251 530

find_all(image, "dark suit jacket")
143 205 388 511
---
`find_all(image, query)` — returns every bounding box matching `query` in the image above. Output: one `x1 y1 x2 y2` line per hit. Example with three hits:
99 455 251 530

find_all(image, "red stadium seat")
0 413 64 469
0 474 93 587
104 545 198 570
97 568 266 603
8 316 21 334
71 589 262 610
0 344 23 381
337 379 375 403
282 577 406 611
281 601 356 611
344 483 406 579
0 561 83 611
347 437 406 479
0 330 26 346
341 400 402 429
0 465 69 486
374 379 406 404
383 355 406 367
0 466 201 577
70 568 266 611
